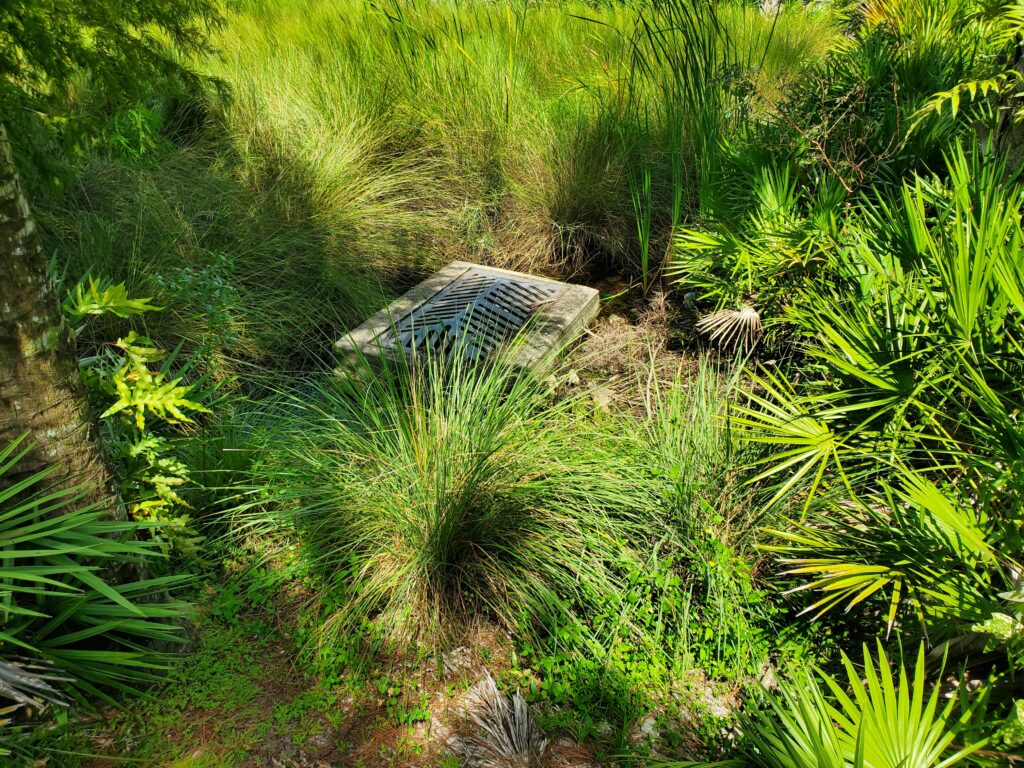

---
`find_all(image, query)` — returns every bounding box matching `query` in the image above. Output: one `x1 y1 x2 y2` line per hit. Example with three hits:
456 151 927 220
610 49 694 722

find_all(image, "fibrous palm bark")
0 123 114 506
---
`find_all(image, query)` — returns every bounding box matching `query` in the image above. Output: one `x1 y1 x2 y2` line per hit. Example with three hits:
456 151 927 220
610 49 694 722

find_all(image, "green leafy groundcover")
5 0 1024 764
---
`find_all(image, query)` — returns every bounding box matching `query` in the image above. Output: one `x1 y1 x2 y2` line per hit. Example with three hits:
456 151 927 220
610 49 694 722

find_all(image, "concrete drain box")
336 262 599 371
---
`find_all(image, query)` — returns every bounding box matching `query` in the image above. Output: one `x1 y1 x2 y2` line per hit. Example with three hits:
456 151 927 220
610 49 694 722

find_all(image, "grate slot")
381 267 562 358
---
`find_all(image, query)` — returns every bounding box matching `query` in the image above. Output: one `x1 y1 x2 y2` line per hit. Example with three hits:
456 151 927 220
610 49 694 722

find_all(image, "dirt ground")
73 613 607 768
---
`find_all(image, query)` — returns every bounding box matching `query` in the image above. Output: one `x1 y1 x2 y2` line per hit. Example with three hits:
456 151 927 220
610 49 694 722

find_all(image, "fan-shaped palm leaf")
697 305 764 350
662 643 987 768
767 468 999 634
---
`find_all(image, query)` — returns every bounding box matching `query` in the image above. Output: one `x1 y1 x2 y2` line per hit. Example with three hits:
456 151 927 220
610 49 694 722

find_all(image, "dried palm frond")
696 304 763 350
0 658 71 757
0 658 70 712
449 672 547 768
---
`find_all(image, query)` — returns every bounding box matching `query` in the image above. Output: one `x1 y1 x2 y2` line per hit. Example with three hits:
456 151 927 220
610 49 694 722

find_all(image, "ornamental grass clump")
248 345 643 653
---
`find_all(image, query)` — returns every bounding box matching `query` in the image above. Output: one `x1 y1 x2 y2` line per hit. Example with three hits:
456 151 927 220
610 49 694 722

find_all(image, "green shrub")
738 143 1024 520
669 156 846 349
780 0 990 189
727 142 1024 748
64 277 220 556
243 345 644 655
672 0 1017 349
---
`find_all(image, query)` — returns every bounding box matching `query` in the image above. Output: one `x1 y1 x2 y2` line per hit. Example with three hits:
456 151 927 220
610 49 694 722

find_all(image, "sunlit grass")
208 0 840 278
243 346 647 653
721 2 843 110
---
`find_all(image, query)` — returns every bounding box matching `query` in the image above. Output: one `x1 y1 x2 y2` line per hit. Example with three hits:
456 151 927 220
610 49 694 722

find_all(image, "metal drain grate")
380 268 563 359
337 262 600 373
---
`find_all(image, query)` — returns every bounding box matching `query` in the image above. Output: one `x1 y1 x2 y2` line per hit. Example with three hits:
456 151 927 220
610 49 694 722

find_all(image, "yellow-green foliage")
718 2 841 109
209 0 839 276
33 0 839 384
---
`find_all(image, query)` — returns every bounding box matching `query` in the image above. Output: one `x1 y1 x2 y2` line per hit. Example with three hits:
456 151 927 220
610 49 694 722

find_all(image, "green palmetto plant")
240 343 644 655
741 642 987 768
730 274 954 516
726 143 1024 653
900 152 1024 358
0 658 69 758
736 144 1024 502
665 643 987 768
765 469 1001 636
0 435 193 710
669 160 844 350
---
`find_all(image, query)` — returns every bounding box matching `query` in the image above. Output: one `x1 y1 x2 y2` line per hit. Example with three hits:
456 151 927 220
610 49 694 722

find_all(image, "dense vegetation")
3 0 1024 765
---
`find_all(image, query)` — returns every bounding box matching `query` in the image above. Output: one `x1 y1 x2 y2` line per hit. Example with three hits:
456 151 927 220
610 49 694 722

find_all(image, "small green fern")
94 331 210 556
100 332 210 431
63 277 162 320
911 1 1024 130
110 433 204 557
912 73 1023 129
63 275 211 558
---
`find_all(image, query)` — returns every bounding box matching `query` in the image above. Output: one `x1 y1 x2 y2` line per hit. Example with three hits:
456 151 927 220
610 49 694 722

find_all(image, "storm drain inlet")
336 262 599 371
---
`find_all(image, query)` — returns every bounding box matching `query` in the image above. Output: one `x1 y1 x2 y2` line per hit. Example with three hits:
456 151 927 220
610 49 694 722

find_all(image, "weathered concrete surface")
336 261 599 374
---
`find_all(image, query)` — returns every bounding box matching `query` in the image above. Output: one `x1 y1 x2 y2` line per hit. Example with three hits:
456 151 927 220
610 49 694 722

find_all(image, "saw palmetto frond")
696 304 763 350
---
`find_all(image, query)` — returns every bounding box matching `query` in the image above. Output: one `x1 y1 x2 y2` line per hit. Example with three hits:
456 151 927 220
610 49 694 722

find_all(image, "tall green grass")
639 358 776 676
210 0 636 276
229 346 782 746
38 146 386 379
243 345 646 654
720 2 842 110
27 0 840 377
206 0 839 280
665 643 988 768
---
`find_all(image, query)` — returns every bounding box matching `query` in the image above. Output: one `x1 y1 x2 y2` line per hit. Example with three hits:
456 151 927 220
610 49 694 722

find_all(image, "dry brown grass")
564 289 697 413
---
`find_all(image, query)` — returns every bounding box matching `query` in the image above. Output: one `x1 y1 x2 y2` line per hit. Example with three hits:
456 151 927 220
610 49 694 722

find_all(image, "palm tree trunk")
0 123 116 507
